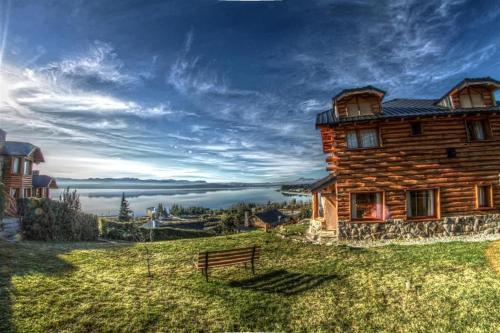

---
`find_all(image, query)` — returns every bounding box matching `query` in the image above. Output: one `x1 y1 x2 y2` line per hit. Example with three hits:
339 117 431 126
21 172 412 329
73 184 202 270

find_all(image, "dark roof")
438 77 500 103
333 85 386 102
32 175 58 189
309 174 336 193
254 209 286 225
316 99 500 126
0 141 45 162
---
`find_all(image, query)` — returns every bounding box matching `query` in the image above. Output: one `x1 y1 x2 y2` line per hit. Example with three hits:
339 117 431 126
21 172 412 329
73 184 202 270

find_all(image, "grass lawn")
1 231 499 332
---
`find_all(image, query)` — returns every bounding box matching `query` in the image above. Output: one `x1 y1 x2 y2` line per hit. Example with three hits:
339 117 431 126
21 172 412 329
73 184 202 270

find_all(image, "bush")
19 198 99 241
100 219 214 241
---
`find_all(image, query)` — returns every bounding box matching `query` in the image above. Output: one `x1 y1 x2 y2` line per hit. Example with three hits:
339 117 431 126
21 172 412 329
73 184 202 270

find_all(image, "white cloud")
39 40 136 84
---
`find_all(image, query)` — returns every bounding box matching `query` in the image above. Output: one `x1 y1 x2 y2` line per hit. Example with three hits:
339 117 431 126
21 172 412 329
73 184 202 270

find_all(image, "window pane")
460 94 472 108
478 186 492 207
347 103 359 117
470 94 484 107
23 160 30 176
351 192 382 220
411 123 422 136
358 102 372 115
347 130 359 149
470 121 486 140
408 190 435 217
360 128 379 147
12 158 19 174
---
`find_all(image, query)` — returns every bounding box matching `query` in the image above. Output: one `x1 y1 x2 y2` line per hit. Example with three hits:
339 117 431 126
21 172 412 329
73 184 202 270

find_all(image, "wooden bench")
196 246 261 281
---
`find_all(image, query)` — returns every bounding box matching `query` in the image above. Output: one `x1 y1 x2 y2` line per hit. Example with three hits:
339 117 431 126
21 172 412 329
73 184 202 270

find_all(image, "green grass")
1 231 499 333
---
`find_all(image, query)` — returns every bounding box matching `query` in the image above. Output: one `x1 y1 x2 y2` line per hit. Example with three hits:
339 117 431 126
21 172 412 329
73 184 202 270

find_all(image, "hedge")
18 198 99 241
100 219 214 241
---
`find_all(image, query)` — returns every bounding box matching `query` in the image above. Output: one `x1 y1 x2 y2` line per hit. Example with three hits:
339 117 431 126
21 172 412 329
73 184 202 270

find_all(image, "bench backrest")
197 246 261 269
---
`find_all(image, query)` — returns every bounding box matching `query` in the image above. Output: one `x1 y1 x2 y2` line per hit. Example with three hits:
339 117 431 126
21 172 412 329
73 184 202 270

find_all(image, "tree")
118 192 133 221
0 182 5 220
156 203 168 219
220 213 237 234
60 187 81 211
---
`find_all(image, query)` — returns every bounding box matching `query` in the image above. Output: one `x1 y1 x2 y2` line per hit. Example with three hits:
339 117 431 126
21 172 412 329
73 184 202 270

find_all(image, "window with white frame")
347 128 380 149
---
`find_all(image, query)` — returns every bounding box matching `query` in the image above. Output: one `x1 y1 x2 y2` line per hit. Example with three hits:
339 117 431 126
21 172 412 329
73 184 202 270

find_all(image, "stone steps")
0 217 21 241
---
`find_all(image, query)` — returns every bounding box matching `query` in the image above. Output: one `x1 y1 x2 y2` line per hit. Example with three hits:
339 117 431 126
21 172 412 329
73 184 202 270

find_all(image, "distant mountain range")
56 177 316 189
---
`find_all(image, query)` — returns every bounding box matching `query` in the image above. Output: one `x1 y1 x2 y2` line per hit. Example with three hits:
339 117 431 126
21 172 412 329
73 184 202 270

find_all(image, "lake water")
51 186 310 216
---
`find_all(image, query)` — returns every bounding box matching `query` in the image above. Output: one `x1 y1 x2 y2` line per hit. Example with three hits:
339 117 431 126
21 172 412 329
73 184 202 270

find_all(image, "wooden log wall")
320 113 500 221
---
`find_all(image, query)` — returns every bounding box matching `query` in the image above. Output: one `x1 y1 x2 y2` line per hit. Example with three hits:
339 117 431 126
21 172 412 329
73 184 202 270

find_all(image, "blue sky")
1 0 500 182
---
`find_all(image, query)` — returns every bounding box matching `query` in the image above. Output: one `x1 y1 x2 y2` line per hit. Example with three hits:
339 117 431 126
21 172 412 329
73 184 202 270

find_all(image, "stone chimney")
0 129 6 142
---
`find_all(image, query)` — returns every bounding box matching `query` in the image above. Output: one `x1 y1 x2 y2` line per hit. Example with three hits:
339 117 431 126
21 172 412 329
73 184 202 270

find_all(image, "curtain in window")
470 93 484 107
478 187 486 207
347 103 359 117
351 193 358 219
360 128 379 147
12 158 19 174
408 190 435 217
459 94 472 108
471 121 485 140
347 130 358 149
358 102 372 115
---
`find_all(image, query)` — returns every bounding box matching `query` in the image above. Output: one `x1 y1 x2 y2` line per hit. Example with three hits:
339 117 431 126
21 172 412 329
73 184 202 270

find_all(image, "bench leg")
205 268 209 282
251 260 255 275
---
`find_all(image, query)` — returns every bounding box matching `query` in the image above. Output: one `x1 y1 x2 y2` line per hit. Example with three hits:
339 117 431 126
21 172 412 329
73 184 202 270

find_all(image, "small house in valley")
253 209 288 231
310 77 500 241
0 129 57 215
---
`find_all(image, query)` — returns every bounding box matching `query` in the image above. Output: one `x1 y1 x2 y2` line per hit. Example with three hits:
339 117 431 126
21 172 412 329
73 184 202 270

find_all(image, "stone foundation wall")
338 214 500 241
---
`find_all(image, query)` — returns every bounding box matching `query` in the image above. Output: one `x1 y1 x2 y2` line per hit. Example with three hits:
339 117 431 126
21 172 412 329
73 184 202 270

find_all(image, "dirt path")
486 240 500 275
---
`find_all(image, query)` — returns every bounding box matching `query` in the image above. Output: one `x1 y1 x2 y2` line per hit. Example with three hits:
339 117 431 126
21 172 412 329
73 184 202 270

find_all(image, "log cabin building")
310 77 500 241
0 129 57 215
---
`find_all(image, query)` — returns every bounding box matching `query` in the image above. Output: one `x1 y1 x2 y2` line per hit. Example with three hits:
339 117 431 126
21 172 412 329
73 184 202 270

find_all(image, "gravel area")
338 233 500 248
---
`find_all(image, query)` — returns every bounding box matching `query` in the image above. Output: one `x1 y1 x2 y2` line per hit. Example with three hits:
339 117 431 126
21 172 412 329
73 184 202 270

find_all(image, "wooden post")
204 252 209 282
251 246 256 275
312 192 319 219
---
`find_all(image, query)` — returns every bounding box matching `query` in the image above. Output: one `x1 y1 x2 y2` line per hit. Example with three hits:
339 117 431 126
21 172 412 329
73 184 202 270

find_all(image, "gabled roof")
437 77 500 103
0 141 45 162
309 174 336 193
333 85 386 102
254 209 286 225
32 175 58 189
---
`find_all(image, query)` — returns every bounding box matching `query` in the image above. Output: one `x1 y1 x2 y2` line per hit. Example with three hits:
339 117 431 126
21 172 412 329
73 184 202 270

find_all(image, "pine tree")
118 192 132 221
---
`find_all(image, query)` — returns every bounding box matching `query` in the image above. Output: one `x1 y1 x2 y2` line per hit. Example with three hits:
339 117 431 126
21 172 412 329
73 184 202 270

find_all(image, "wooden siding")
335 94 382 118
319 113 500 221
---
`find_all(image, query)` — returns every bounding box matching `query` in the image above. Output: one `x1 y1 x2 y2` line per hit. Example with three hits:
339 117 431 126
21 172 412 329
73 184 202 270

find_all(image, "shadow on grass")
228 269 340 296
0 241 130 333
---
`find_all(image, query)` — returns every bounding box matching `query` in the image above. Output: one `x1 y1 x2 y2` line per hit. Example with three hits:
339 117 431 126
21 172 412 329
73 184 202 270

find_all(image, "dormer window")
459 90 485 108
436 78 500 109
333 86 385 119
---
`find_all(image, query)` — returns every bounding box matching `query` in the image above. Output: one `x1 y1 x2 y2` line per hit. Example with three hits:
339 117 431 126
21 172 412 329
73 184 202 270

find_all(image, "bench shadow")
228 269 340 296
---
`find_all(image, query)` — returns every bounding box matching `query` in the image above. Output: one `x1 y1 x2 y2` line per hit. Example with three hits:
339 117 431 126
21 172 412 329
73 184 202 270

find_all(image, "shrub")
19 198 98 241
